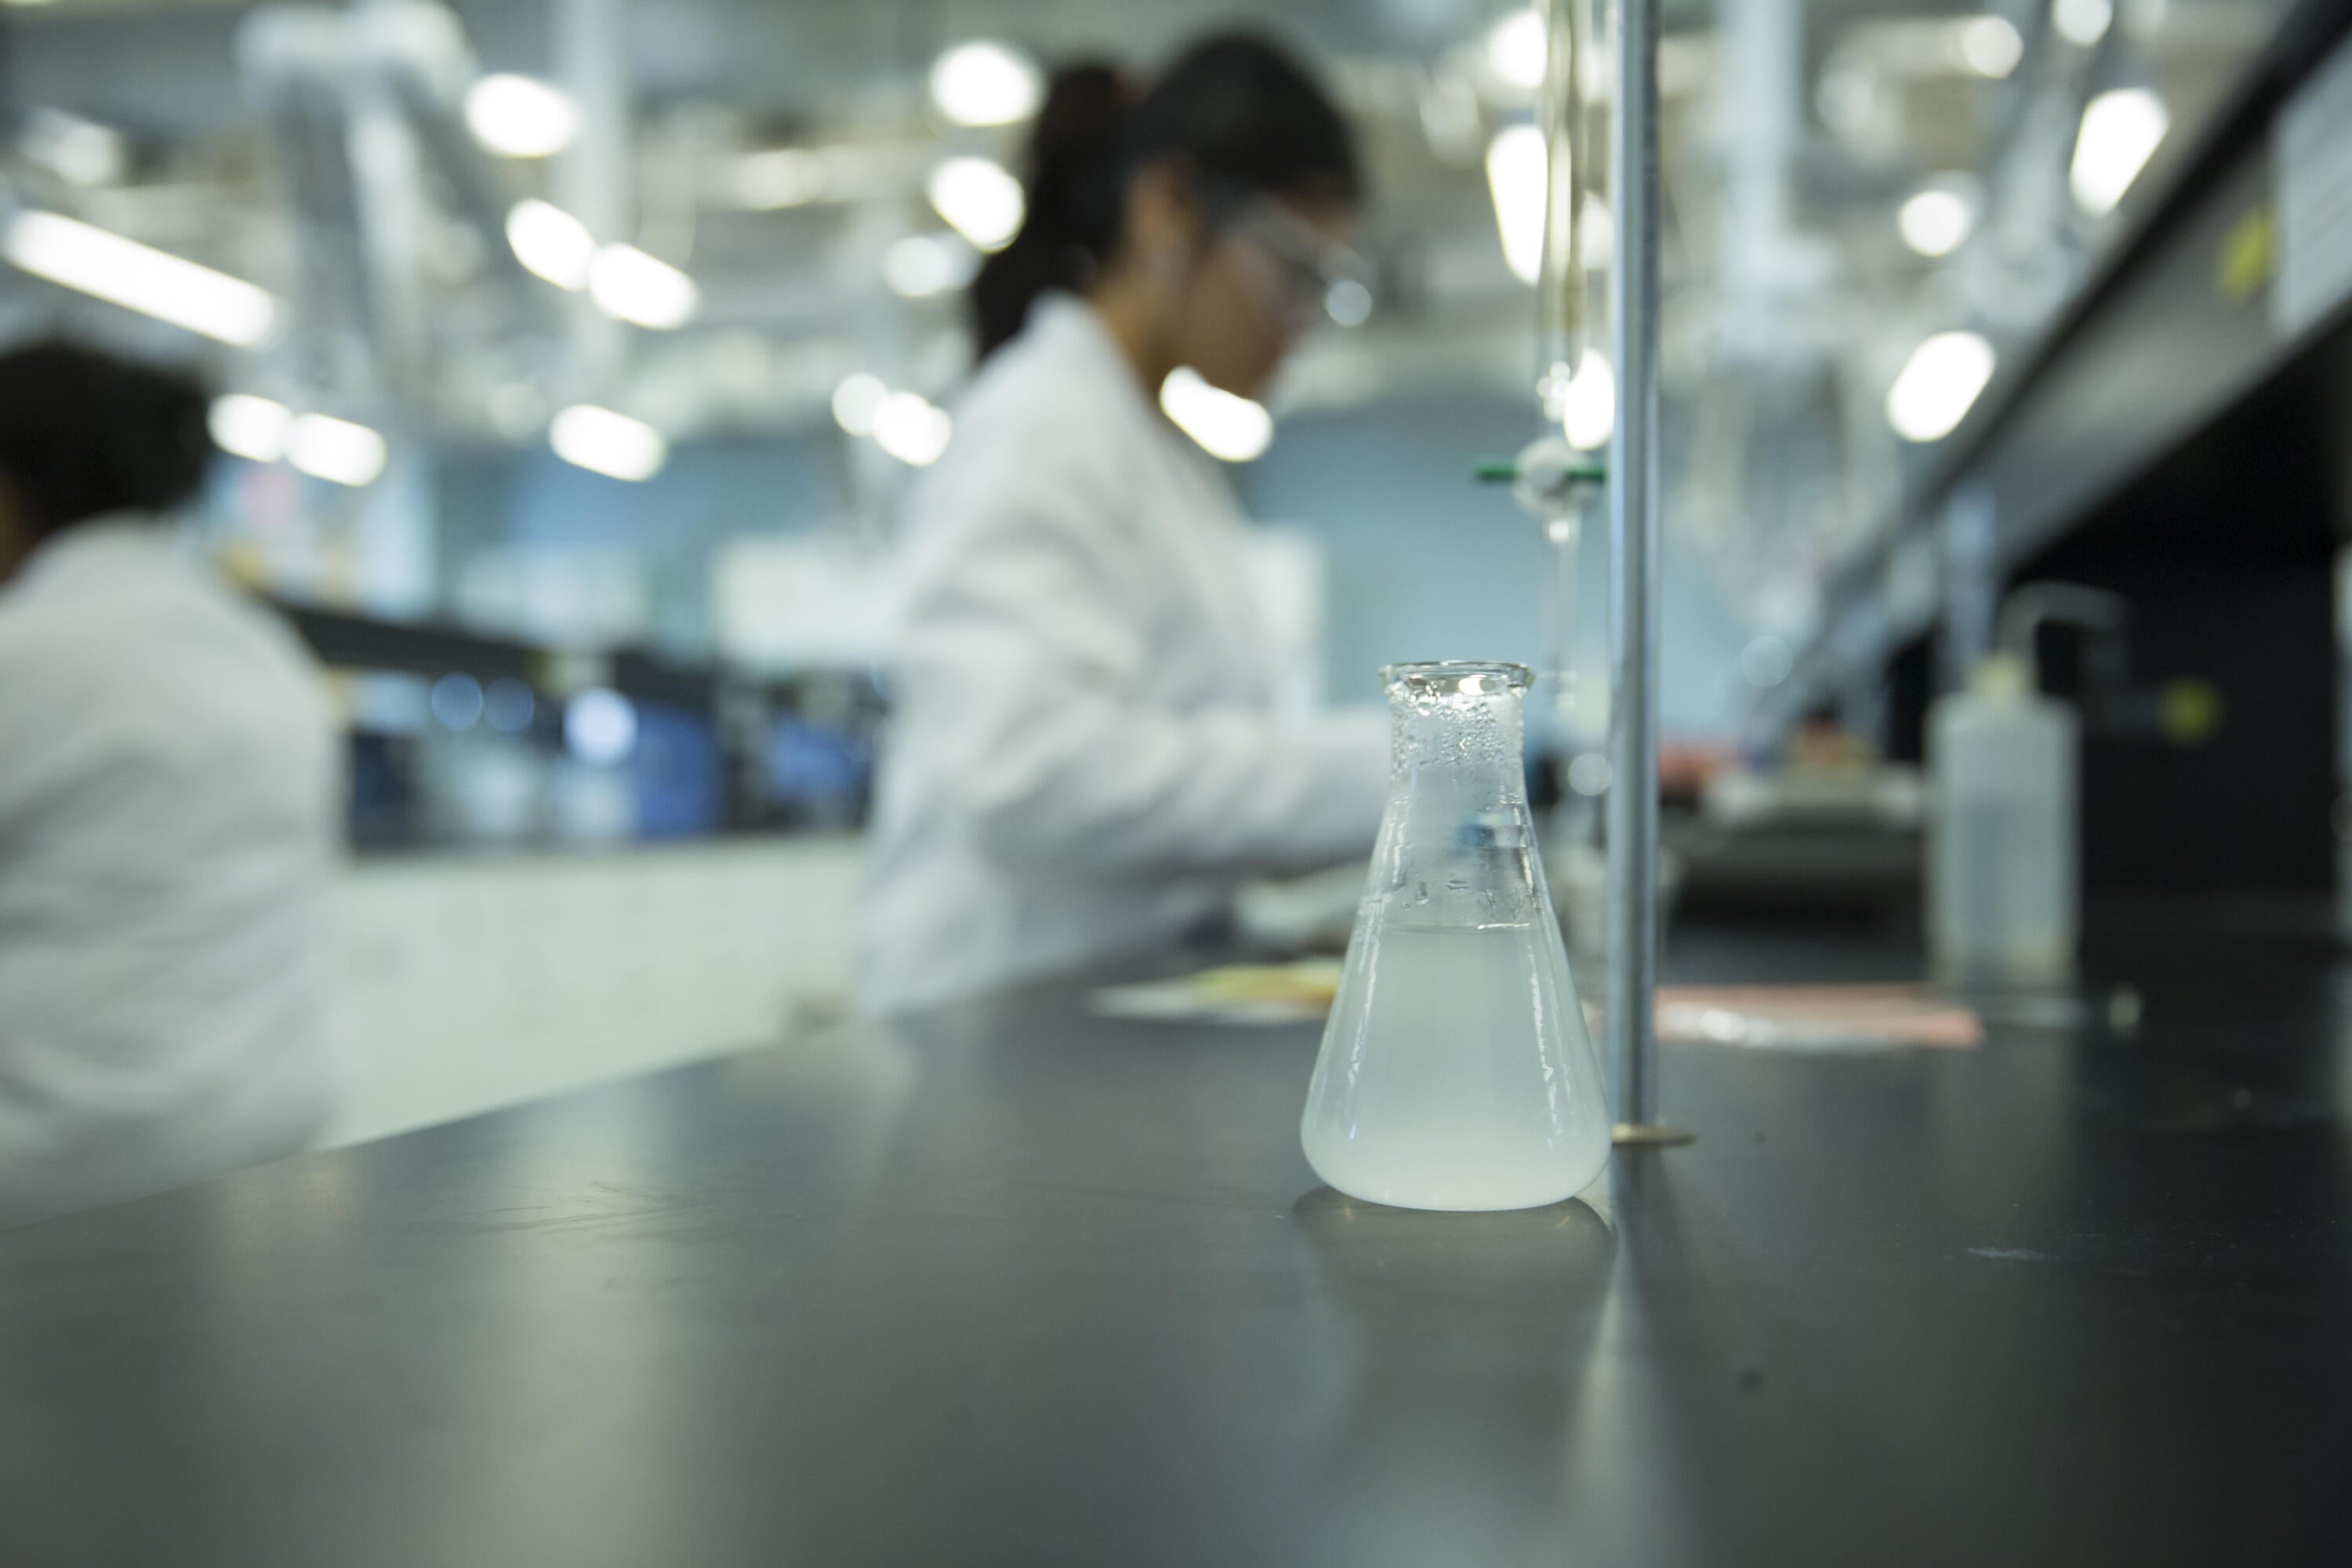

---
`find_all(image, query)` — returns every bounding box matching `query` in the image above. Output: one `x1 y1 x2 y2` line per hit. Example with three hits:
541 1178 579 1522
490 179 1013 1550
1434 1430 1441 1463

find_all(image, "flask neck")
1371 663 1545 927
1388 688 1530 800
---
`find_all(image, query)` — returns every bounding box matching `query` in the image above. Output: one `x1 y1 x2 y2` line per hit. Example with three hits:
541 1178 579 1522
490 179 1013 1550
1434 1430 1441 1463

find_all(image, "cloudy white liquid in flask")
1300 662 1611 1211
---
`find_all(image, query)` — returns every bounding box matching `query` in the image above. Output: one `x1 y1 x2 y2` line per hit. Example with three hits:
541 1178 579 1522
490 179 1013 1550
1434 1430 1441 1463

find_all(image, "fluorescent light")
884 233 978 299
871 391 953 466
1485 124 1548 285
1486 9 1548 92
550 404 667 481
1886 330 1996 441
464 74 578 158
214 395 387 485
288 414 389 487
927 157 1025 252
588 244 698 328
929 42 1044 128
2071 87 2169 215
1160 368 1272 463
734 148 826 209
1560 351 1614 451
209 394 292 463
2053 0 2114 45
1957 16 2024 77
506 199 594 290
2 210 275 346
832 372 888 436
1899 187 1975 256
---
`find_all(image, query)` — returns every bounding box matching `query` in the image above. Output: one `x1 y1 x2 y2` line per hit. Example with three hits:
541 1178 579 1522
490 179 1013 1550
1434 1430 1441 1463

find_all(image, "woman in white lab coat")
859 35 1389 1013
0 343 339 1227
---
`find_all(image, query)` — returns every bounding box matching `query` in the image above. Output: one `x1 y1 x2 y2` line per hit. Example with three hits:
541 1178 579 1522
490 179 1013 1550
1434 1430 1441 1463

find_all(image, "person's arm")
895 483 1386 879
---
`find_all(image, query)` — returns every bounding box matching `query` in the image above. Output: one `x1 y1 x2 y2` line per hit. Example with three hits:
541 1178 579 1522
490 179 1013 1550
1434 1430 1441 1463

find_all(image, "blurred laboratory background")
3 0 2345 1140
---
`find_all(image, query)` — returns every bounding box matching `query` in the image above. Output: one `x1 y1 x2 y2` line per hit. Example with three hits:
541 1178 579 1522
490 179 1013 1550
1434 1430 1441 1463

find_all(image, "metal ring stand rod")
1606 0 1689 1146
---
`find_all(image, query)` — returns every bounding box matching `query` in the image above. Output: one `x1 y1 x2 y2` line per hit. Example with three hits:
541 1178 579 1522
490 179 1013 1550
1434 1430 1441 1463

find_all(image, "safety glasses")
1222 198 1374 334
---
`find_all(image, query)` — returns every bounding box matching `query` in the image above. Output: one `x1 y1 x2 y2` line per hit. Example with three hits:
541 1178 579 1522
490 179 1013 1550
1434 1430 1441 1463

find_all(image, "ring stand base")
1612 1123 1696 1147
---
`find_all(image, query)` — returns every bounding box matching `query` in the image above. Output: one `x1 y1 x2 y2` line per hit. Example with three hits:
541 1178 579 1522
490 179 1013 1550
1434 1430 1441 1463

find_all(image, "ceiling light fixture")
929 42 1044 127
464 74 579 158
832 372 888 437
2070 87 2169 215
927 157 1025 252
2053 0 2114 45
550 405 668 481
1956 16 2024 77
209 394 293 464
1886 330 1996 441
1160 368 1272 463
2 209 276 345
1485 9 1548 92
287 413 389 487
506 200 594 290
1898 187 1975 256
871 391 953 466
587 244 699 328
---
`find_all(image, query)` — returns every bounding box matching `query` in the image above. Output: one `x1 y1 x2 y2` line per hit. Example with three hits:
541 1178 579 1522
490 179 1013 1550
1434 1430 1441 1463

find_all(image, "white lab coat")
858 296 1388 1014
0 519 341 1228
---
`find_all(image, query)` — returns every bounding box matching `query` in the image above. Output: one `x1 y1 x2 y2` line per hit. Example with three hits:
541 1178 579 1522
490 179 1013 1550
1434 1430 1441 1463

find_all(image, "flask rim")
1380 661 1532 698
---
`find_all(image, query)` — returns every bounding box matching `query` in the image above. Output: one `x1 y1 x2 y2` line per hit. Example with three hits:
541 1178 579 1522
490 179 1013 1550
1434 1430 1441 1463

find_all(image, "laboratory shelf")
276 599 731 715
3 910 2346 1566
1775 0 2352 726
272 599 887 846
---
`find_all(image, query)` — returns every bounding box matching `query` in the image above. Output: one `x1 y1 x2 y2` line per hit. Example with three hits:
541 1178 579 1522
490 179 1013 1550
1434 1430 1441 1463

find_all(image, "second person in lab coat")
859 34 1388 1013
0 343 340 1228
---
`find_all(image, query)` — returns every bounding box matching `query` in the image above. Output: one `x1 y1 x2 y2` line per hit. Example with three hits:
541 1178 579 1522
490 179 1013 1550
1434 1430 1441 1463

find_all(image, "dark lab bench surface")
3 911 2348 1567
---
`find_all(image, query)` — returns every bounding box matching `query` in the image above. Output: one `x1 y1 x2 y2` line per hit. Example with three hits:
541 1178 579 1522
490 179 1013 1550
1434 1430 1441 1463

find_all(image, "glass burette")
1478 0 1603 753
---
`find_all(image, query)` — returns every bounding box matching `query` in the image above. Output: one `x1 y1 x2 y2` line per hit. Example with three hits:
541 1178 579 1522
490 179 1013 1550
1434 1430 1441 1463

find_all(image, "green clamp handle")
1472 456 1608 485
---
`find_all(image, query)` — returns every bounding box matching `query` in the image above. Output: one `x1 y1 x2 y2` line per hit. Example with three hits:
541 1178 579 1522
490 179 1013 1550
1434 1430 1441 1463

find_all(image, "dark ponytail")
970 33 1363 361
0 341 212 539
969 62 1136 363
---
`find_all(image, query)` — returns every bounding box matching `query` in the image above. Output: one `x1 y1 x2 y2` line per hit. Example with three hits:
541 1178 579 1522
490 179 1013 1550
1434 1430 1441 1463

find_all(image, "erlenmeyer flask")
1301 662 1611 1210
